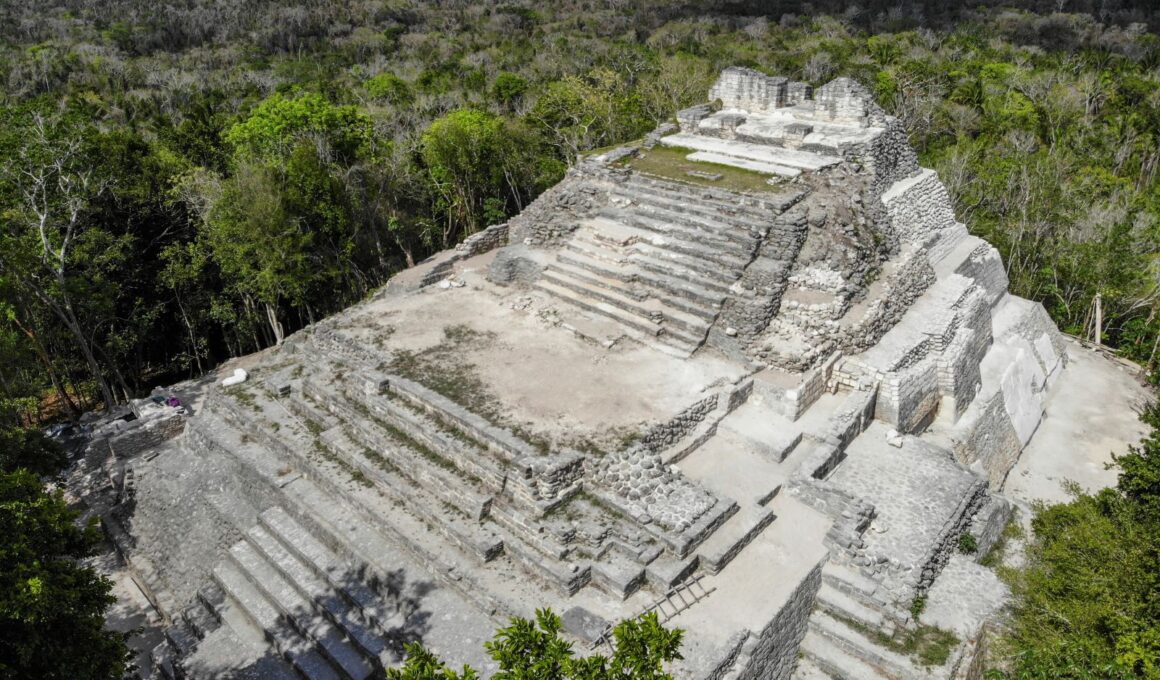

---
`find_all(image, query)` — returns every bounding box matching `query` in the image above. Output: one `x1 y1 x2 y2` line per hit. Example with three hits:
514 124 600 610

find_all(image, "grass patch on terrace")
310 438 372 488
387 323 556 454
388 325 503 422
835 611 960 668
614 145 784 194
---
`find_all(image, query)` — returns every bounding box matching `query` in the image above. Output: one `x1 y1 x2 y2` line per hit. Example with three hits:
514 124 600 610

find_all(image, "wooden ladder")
591 574 716 652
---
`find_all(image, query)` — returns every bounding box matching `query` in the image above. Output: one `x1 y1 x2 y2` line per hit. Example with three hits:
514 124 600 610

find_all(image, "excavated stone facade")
71 69 1095 680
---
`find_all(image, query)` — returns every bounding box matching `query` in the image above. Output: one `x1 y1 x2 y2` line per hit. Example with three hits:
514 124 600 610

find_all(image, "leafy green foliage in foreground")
387 609 683 680
994 402 1160 678
0 469 131 679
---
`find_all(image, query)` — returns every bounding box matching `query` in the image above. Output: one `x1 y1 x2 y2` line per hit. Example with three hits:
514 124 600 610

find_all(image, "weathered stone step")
551 253 723 319
625 234 752 282
585 214 750 267
317 420 508 559
590 552 647 600
605 212 755 262
643 553 700 590
587 209 750 261
304 380 508 495
535 279 702 354
608 179 775 227
285 393 341 433
808 611 921 679
694 504 776 574
568 228 731 286
560 241 733 304
245 523 393 667
791 655 834 679
933 232 985 279
565 245 730 314
607 193 766 242
546 260 648 302
315 412 496 522
227 539 376 680
541 267 711 337
150 639 178 680
301 409 509 562
212 560 344 680
799 630 890 679
181 596 220 640
195 405 515 628
614 170 801 212
822 563 884 608
564 230 627 263
816 582 889 634
258 507 402 636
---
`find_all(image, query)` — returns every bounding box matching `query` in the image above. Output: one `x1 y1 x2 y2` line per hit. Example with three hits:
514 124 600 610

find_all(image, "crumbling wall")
106 411 187 459
711 205 808 352
505 163 607 245
641 393 719 453
956 244 1009 308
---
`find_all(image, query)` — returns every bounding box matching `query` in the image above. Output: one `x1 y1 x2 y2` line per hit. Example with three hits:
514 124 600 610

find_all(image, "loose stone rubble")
67 68 1133 680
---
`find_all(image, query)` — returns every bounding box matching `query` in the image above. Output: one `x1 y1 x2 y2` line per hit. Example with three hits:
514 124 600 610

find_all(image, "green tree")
492 72 529 111
420 109 514 244
202 162 310 345
225 91 373 167
0 425 64 476
387 609 683 680
0 469 130 679
996 401 1160 678
0 111 119 410
365 73 414 106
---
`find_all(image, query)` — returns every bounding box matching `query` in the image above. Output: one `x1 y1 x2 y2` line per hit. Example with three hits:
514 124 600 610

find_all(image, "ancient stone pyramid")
95 68 1069 679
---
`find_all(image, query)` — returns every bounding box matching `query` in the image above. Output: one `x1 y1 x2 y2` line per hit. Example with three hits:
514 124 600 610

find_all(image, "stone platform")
74 68 1151 680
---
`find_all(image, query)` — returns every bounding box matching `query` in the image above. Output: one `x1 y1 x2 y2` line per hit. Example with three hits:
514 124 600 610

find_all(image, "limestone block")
996 338 1048 446
814 77 872 125
708 67 788 112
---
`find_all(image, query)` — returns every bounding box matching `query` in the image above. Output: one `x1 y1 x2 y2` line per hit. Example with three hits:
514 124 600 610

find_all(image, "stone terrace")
77 69 1141 680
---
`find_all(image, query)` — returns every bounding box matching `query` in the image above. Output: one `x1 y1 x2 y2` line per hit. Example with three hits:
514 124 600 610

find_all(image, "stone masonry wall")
641 393 719 453
883 169 958 245
735 561 825 680
506 162 607 245
836 246 937 356
713 204 809 351
709 67 791 112
950 388 1024 488
876 356 941 433
956 244 1009 308
107 411 187 459
456 221 509 258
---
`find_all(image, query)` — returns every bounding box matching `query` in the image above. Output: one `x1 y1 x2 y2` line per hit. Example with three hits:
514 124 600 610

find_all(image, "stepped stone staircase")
127 324 808 676
536 173 793 355
793 562 925 679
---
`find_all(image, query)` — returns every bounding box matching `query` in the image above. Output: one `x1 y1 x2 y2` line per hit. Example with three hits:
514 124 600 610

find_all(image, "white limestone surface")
659 133 842 171
920 555 1009 638
686 150 802 177
990 338 1048 446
